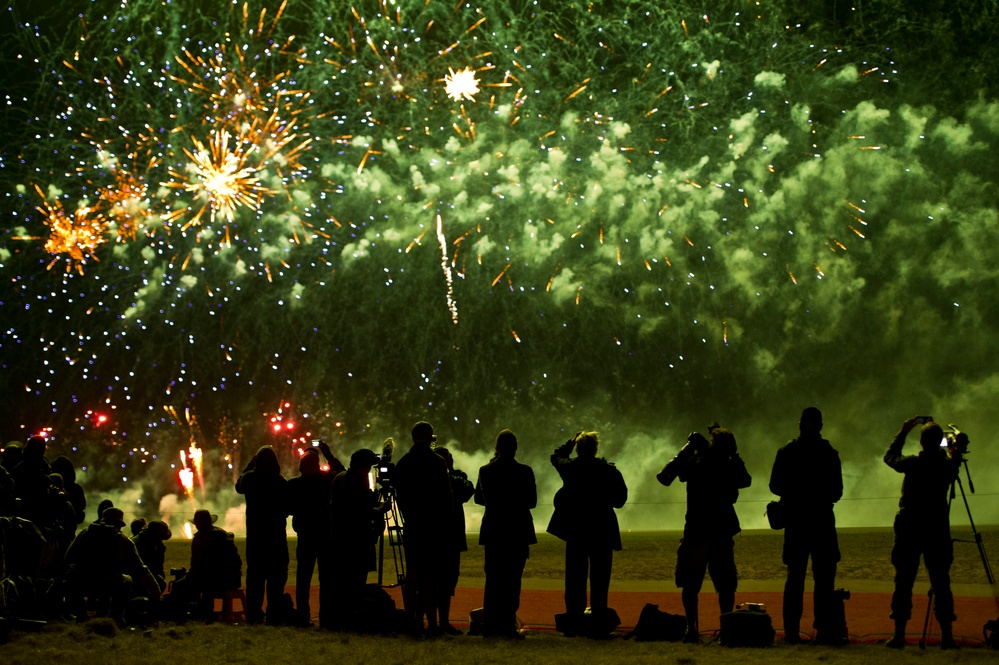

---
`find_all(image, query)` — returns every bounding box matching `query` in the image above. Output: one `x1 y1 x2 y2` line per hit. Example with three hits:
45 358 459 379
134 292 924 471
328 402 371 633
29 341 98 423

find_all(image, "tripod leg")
919 587 933 649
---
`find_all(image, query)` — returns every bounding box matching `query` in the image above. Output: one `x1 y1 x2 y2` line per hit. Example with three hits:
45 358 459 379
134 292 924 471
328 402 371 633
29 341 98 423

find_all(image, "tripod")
919 455 994 648
376 485 406 589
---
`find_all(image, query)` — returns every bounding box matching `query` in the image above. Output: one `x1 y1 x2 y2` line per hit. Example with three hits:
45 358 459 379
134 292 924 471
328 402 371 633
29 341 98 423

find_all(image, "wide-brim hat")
101 507 126 528
192 509 218 527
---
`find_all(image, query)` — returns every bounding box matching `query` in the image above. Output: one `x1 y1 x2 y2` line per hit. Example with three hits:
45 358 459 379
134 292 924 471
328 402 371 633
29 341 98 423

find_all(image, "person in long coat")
235 445 290 625
474 429 537 637
547 431 627 632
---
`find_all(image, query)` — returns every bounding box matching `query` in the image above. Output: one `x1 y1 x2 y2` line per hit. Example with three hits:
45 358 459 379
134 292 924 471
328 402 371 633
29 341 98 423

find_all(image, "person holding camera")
287 441 345 627
547 431 628 636
883 417 962 650
658 425 751 643
769 407 843 644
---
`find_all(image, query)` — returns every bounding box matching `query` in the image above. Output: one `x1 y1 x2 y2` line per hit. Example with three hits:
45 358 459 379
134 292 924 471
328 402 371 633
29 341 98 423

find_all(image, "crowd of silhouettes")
0 412 971 648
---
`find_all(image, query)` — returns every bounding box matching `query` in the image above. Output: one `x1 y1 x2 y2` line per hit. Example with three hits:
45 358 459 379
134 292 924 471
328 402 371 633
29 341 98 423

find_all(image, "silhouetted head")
575 432 599 458
799 407 823 437
435 446 454 472
51 455 77 484
96 499 115 521
193 509 217 532
146 520 172 541
349 448 379 471
411 421 435 446
1 442 23 470
254 445 281 476
101 507 126 530
48 473 65 492
299 448 321 475
920 422 944 452
23 436 47 464
130 517 147 537
495 429 518 458
709 428 737 456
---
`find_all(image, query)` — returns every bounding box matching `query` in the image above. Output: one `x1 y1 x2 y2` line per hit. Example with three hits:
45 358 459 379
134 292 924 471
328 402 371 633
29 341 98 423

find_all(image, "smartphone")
915 416 932 424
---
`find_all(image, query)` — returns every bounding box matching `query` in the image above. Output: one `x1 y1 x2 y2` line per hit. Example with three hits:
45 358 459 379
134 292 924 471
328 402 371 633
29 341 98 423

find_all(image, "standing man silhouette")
393 421 453 636
770 407 843 644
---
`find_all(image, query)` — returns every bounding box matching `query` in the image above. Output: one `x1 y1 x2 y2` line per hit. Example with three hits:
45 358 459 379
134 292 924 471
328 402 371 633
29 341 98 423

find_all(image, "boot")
886 619 906 649
939 623 959 650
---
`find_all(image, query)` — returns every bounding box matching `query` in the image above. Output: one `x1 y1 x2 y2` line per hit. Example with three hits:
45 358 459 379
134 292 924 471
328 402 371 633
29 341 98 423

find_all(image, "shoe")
682 629 700 644
812 632 846 646
940 636 959 650
885 635 905 649
442 624 463 636
785 634 802 645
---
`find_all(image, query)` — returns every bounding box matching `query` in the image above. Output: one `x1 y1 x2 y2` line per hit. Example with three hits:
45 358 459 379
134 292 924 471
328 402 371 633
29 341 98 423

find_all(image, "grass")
6 621 999 665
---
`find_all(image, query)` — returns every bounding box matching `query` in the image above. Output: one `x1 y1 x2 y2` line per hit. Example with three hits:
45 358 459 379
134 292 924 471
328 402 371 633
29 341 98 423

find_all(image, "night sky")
2 0 998 531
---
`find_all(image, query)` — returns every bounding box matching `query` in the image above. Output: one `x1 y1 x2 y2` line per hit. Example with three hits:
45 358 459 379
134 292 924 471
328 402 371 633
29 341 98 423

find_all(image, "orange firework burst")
167 0 312 178
34 184 110 274
163 129 271 231
98 165 151 241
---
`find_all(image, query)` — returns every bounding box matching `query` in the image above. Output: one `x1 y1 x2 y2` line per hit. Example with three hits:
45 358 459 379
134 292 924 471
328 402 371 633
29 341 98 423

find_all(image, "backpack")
719 608 775 647
626 603 687 642
985 618 999 649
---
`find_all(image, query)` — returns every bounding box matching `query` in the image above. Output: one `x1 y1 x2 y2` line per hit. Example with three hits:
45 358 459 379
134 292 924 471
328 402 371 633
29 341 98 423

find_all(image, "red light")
95 414 108 426
272 424 282 433
285 422 294 430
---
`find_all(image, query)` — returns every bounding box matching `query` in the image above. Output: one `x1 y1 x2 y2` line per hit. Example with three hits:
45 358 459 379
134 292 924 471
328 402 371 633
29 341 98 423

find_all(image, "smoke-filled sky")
2 0 998 533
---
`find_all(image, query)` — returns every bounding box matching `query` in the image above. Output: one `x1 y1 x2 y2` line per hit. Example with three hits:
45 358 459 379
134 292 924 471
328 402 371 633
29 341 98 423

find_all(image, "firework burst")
34 185 110 274
163 129 272 234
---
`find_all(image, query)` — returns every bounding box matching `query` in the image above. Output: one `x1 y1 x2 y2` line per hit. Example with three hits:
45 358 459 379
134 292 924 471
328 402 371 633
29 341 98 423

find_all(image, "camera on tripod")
941 424 970 460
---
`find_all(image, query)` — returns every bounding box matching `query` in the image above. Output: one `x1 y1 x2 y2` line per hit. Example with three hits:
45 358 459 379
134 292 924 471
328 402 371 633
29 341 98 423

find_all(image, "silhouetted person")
884 417 961 650
474 429 537 638
11 435 51 525
50 455 87 527
1 441 23 473
173 509 242 622
43 472 79 574
132 520 172 591
434 445 474 635
769 407 843 644
547 431 628 635
659 426 751 643
287 442 345 627
392 421 453 635
328 448 385 629
235 444 290 625
63 507 159 624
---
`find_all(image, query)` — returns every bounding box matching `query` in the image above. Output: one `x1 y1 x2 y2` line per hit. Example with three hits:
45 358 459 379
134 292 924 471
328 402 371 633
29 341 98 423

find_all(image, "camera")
941 424 970 459
657 431 708 486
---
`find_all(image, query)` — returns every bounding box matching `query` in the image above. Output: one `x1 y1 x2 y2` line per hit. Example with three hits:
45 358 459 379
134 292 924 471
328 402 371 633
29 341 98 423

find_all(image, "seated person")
171 509 242 621
132 520 172 591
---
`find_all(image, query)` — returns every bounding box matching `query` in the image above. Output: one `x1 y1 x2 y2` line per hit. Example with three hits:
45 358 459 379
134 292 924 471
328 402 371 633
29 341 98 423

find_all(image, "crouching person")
63 507 160 625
